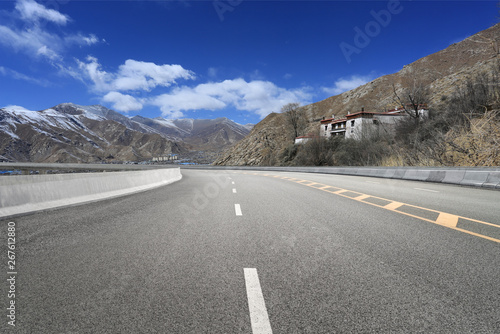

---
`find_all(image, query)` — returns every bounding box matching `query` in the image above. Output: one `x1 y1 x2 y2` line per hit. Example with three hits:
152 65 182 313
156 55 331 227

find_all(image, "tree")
391 72 430 123
281 102 305 140
293 135 340 166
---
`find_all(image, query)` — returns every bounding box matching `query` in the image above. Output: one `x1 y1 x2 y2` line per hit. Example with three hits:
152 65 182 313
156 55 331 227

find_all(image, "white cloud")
152 89 225 119
36 45 61 62
77 57 195 93
149 78 312 119
15 0 69 25
65 33 101 47
102 92 143 113
0 24 61 62
114 59 195 91
77 56 112 92
322 75 374 95
0 66 50 86
0 0 100 64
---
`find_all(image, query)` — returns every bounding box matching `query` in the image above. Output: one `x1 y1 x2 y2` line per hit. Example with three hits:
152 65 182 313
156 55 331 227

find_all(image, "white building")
320 106 428 140
152 154 178 162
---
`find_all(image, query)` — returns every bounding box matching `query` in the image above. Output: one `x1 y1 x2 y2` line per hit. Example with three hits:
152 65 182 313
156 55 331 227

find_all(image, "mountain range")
0 103 253 163
2 23 498 165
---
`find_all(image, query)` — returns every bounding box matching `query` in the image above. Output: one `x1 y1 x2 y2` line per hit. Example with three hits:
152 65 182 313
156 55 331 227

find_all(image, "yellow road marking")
249 172 500 244
384 201 404 211
436 213 459 228
354 194 370 201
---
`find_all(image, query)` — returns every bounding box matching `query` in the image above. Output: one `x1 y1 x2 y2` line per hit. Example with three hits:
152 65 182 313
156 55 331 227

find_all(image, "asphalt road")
2 169 499 333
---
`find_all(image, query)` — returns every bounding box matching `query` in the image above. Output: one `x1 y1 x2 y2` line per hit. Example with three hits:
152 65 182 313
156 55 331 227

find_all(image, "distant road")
2 169 499 333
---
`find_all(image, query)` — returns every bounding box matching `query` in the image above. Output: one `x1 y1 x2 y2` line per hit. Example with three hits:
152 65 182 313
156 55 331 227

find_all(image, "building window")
373 120 379 125
325 125 328 131
351 120 355 127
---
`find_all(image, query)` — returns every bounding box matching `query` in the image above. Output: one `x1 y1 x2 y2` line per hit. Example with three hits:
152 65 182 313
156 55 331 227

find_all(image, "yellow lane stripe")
384 201 404 211
306 182 320 187
251 173 500 244
354 194 370 201
436 213 459 228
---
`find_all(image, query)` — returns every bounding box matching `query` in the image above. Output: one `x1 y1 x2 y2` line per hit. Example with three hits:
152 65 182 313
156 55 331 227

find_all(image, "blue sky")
0 0 498 125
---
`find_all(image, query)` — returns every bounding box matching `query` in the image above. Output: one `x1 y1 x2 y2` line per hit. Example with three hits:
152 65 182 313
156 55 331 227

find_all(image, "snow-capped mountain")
0 103 253 163
131 115 254 151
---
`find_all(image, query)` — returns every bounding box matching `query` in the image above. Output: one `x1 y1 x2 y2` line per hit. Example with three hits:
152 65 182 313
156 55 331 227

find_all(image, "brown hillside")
214 23 500 166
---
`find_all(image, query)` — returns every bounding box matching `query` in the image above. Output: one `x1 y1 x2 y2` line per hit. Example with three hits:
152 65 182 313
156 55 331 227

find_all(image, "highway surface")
2 169 500 333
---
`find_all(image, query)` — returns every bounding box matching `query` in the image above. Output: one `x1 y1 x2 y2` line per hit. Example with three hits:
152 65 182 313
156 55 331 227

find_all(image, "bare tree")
391 72 430 123
281 102 305 140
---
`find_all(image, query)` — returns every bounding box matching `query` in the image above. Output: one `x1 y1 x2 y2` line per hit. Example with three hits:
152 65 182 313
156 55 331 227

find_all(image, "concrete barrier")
427 170 446 183
483 171 500 189
391 169 407 179
182 165 500 189
401 169 431 182
460 170 490 187
382 169 397 178
0 168 182 218
440 169 467 185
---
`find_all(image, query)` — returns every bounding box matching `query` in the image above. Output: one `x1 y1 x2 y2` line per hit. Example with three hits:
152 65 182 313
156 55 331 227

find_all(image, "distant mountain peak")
1 102 254 163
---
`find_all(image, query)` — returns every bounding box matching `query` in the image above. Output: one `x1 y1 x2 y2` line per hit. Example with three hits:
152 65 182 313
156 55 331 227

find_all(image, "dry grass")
444 110 500 166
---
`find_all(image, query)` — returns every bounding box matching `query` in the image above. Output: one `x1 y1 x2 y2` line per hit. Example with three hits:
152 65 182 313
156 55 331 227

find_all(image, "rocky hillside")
0 105 183 163
214 23 500 166
213 113 289 166
0 103 252 163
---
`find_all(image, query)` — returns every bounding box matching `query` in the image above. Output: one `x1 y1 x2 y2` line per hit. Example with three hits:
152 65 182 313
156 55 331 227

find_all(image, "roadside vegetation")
278 61 500 167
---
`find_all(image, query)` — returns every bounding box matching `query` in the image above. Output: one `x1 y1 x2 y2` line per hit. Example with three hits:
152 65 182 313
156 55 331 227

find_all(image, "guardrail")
0 163 182 219
0 162 177 174
180 165 500 189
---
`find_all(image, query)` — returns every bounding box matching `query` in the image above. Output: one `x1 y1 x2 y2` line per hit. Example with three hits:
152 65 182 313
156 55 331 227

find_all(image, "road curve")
1 169 499 333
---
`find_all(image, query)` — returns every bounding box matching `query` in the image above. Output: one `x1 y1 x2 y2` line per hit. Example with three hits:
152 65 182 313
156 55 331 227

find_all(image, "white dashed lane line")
244 268 273 334
233 188 237 193
235 204 242 216
414 187 439 193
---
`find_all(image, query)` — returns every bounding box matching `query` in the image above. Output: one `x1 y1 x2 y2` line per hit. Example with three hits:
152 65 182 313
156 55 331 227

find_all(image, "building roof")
321 118 347 124
322 105 429 123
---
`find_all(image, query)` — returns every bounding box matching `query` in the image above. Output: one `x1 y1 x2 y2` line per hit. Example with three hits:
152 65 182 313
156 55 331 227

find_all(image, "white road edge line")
235 204 242 216
244 268 273 334
414 187 439 193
